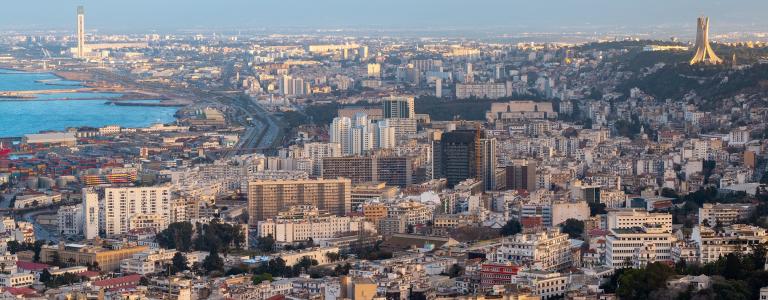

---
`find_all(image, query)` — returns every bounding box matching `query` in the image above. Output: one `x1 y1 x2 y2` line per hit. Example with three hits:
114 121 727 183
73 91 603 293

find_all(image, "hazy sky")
2 0 767 33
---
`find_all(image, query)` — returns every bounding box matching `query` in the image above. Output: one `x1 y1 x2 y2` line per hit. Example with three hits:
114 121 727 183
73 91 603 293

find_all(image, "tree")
171 252 188 274
588 202 607 216
560 219 585 239
257 235 275 253
333 263 352 276
252 273 273 284
446 264 464 278
6 241 20 254
139 276 150 286
722 253 742 279
202 248 224 274
156 222 194 251
325 252 341 263
39 269 52 284
32 240 44 262
266 258 287 277
616 262 675 300
51 252 62 266
500 219 522 236
193 219 245 253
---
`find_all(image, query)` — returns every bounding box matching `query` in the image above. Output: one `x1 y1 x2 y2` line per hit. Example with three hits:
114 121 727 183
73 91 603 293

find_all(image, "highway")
83 67 281 157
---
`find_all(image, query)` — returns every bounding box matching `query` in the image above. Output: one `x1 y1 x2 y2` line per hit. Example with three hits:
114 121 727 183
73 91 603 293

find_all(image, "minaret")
689 16 722 65
76 6 85 58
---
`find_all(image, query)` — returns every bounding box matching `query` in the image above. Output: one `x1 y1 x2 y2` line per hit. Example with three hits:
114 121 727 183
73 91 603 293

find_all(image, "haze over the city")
3 0 768 298
2 0 768 34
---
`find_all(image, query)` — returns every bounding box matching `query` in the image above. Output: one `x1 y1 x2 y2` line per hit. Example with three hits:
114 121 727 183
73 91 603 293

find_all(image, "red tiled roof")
2 287 36 296
16 260 50 272
93 274 142 288
81 271 101 278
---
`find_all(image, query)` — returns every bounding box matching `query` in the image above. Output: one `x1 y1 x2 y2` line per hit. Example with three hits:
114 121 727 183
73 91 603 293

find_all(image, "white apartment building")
456 83 507 99
330 117 353 155
120 248 178 275
82 188 100 239
495 229 572 272
698 203 752 226
605 226 676 268
257 206 374 244
0 273 34 288
692 224 768 264
104 186 172 237
387 201 434 226
303 142 342 176
58 204 83 236
516 270 570 300
607 209 672 232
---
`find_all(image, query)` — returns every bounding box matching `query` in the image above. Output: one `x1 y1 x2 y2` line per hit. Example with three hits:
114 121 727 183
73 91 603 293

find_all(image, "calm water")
0 69 178 137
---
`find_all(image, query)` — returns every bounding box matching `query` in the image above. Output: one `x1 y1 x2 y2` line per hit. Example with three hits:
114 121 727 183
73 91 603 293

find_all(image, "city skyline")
1 0 768 36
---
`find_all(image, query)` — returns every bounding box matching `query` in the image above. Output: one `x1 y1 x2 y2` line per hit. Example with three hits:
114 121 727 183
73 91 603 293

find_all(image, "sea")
0 68 178 138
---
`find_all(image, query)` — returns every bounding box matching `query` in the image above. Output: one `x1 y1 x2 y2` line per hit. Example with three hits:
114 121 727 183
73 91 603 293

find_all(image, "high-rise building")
481 138 497 191
433 129 482 187
330 117 352 155
302 143 342 176
378 118 417 140
382 96 415 119
76 6 85 58
465 62 474 83
103 186 172 237
690 16 723 65
367 63 381 78
435 78 442 98
82 188 99 239
375 121 396 149
505 160 537 192
321 155 413 187
247 178 351 224
358 45 369 60
350 125 374 155
332 114 396 155
279 75 310 96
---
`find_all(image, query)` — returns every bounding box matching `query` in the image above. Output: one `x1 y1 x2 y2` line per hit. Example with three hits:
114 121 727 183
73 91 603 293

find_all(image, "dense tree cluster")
560 219 585 239
40 270 86 288
156 220 245 254
602 246 768 300
499 219 522 237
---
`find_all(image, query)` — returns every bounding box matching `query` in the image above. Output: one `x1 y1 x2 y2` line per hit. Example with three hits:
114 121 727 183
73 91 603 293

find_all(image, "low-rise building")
605 225 676 268
257 205 374 244
698 203 752 226
692 224 768 264
274 247 341 266
495 229 572 271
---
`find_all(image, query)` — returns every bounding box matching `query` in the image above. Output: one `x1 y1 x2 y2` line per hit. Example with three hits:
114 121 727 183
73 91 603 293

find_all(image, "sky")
1 0 767 34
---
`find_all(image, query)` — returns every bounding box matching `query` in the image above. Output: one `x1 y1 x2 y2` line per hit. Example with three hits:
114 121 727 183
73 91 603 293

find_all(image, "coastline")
0 67 184 138
0 69 192 106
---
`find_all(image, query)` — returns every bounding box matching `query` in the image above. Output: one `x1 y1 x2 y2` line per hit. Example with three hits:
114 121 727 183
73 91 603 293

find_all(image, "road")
22 207 59 243
84 67 281 157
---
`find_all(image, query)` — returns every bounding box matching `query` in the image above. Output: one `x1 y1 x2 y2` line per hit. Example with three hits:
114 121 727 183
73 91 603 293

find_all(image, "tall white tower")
76 6 85 58
330 117 352 155
82 188 99 239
